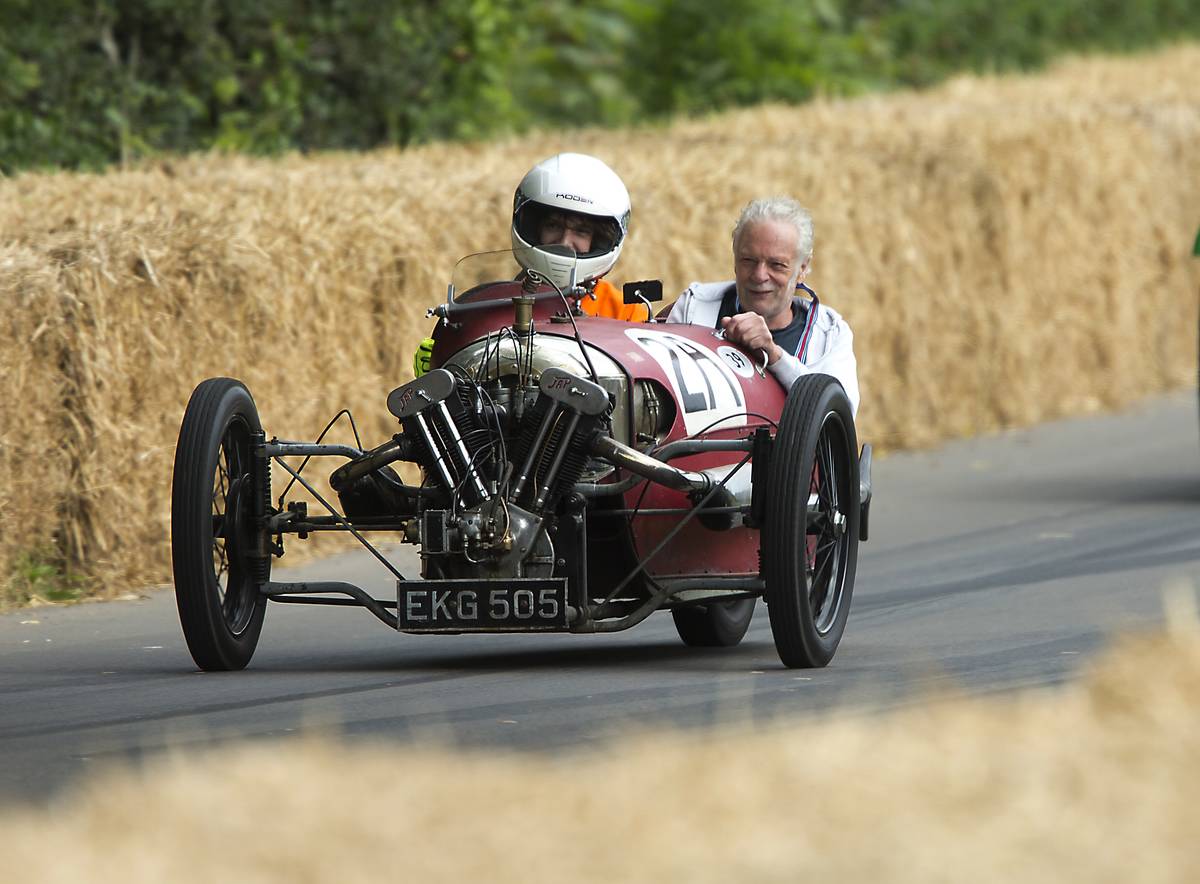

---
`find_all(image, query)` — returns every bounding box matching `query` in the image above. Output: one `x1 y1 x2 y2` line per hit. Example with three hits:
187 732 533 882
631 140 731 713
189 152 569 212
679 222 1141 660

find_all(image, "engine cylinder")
390 369 497 507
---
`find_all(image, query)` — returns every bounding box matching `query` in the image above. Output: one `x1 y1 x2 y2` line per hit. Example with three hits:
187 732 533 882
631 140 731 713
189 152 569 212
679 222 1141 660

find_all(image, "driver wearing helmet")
510 152 648 323
414 153 646 377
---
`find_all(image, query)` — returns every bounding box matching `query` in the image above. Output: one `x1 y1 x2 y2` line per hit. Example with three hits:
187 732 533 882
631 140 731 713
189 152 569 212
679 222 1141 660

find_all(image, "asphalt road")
3 390 1199 807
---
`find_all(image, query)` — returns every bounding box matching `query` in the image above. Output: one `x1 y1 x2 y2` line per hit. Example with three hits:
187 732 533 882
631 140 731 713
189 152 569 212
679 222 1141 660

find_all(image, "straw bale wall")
1 45 1198 599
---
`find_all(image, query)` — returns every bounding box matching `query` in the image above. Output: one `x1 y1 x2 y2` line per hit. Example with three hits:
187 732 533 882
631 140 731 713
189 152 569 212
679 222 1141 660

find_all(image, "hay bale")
1 45 1197 600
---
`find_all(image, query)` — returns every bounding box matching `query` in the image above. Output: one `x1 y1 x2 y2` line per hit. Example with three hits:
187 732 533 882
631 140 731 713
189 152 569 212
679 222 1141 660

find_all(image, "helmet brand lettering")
555 193 594 204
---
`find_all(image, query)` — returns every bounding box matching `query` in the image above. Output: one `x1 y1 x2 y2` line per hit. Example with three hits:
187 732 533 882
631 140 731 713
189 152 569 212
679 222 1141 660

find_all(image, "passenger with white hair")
666 196 859 415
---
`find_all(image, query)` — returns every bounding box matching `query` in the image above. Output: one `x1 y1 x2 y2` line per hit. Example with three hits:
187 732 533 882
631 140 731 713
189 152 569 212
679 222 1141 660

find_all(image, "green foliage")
2 0 1199 173
863 0 1200 86
609 0 884 116
4 548 87 608
515 1 639 129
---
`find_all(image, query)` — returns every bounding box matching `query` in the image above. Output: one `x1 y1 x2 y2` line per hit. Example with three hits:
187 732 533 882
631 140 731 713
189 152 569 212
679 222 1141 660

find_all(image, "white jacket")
667 281 860 416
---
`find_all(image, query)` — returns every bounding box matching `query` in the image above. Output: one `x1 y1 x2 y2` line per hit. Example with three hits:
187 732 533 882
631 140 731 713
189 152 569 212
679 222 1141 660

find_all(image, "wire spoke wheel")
211 450 234 602
763 374 859 668
806 419 850 634
172 378 270 671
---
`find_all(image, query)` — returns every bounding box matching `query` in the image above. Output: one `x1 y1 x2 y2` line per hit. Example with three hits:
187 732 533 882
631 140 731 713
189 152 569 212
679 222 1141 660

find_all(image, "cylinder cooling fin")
387 369 497 508
508 368 610 514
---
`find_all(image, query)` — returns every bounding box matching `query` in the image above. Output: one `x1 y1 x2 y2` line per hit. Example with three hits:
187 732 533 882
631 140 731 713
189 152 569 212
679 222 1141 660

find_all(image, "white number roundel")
716 345 757 379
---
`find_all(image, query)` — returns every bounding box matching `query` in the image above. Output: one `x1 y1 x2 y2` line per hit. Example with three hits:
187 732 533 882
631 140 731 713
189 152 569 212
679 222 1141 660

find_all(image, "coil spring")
251 442 272 583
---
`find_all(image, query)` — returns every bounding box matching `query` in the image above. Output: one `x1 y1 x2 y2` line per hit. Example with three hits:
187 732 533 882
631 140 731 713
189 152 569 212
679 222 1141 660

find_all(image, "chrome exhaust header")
588 435 713 496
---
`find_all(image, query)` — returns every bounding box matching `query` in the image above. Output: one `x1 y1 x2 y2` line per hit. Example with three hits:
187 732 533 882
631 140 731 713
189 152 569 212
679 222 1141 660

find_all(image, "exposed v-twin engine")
383 366 610 578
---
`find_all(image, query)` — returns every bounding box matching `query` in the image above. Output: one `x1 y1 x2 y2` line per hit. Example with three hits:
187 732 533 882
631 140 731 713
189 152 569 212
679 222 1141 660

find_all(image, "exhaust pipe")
588 434 762 530
588 435 712 496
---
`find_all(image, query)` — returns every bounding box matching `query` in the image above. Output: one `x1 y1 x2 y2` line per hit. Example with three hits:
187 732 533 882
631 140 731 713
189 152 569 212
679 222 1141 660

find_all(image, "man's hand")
720 313 783 365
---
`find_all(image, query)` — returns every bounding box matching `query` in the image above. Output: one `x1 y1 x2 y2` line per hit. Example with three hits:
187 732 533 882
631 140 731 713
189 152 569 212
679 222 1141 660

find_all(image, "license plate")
397 578 570 633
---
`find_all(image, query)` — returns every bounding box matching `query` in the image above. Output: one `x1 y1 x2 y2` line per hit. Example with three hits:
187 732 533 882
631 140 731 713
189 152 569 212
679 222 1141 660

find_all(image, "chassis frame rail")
260 576 765 634
255 433 780 634
263 581 399 628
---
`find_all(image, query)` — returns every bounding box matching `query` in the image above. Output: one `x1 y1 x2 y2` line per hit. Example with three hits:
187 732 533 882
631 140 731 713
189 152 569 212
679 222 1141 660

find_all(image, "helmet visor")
514 201 621 258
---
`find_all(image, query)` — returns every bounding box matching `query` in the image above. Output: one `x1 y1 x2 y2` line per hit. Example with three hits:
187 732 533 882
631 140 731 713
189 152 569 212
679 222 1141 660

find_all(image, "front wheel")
762 374 859 668
171 378 270 671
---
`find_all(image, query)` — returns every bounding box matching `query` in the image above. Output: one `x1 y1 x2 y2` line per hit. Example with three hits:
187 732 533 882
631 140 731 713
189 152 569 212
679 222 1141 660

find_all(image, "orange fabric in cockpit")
581 279 651 322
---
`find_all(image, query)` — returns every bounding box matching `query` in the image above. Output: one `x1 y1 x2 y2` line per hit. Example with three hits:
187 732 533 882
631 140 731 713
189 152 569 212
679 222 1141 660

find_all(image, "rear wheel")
672 598 755 647
171 378 270 671
763 374 859 668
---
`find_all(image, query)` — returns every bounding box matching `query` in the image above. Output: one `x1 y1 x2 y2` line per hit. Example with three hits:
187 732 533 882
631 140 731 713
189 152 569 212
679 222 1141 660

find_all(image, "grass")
3 548 87 607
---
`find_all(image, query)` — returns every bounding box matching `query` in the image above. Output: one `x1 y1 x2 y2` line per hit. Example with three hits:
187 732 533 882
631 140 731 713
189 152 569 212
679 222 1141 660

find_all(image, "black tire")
171 378 269 671
763 374 859 668
671 598 756 647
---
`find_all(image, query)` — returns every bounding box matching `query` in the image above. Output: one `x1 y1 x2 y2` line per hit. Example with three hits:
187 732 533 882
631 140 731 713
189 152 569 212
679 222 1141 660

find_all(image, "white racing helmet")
511 152 631 290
